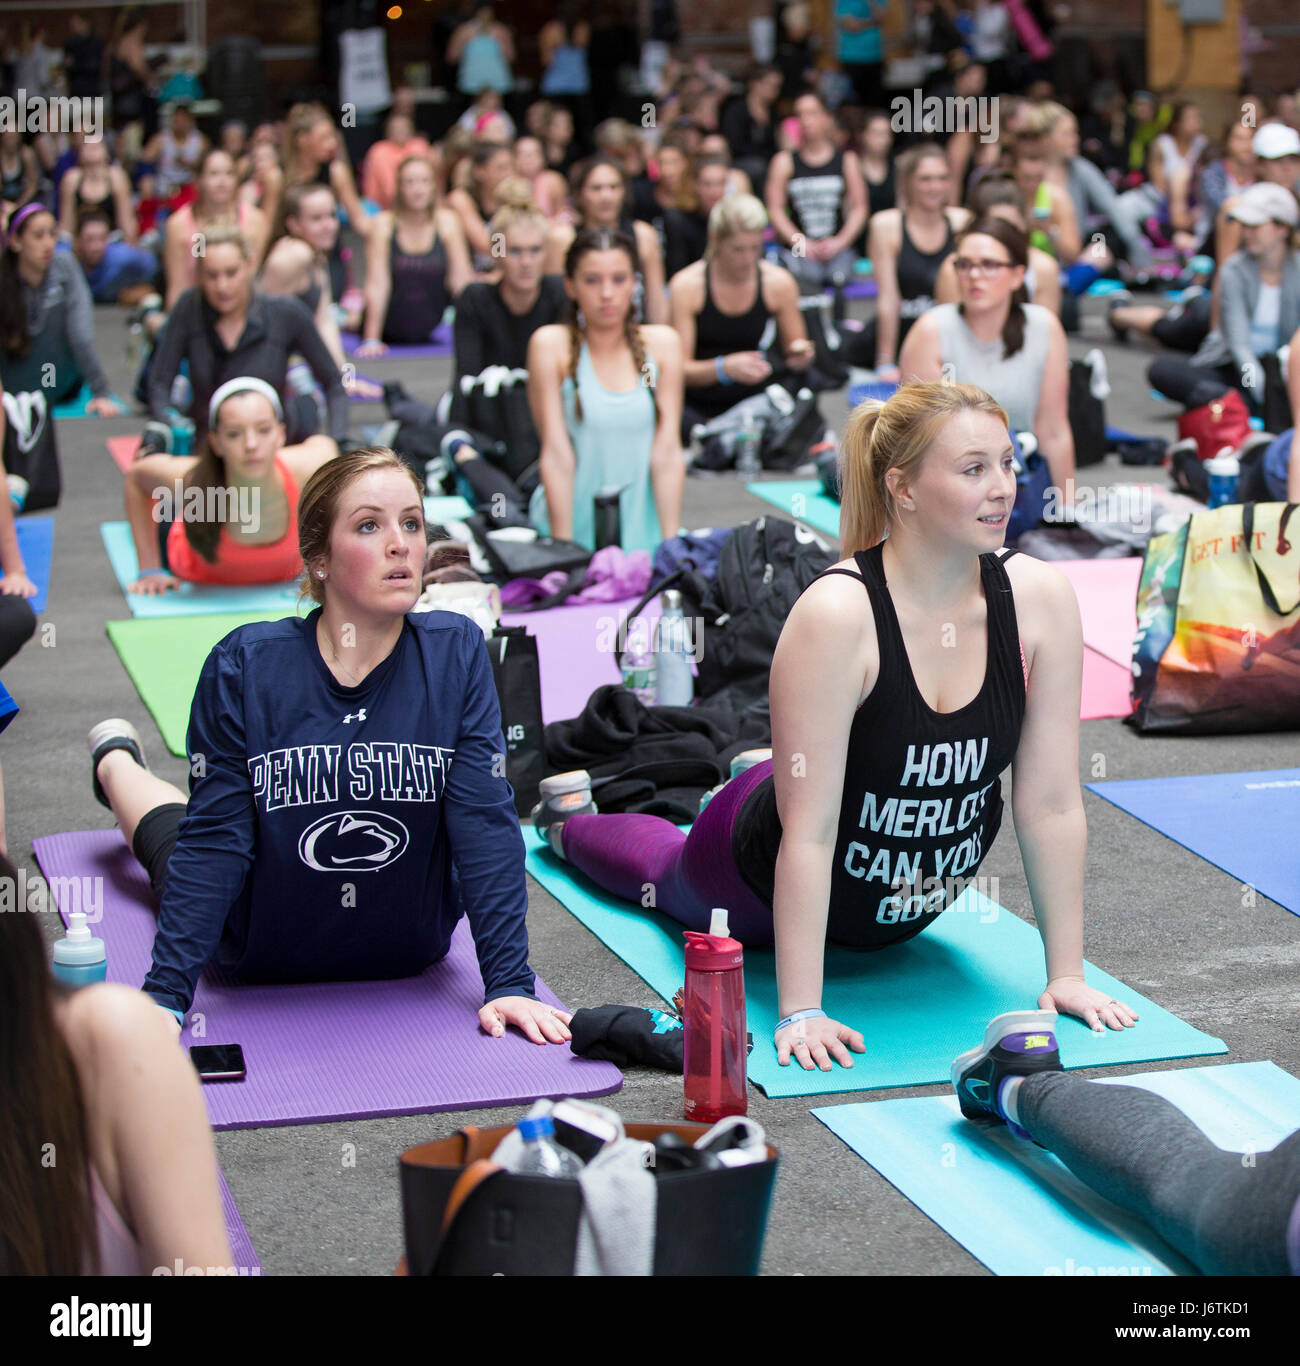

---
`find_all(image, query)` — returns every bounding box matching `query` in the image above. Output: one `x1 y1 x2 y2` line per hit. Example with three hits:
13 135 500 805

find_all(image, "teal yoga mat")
51 385 127 419
813 1060 1298 1276
746 479 841 538
99 496 473 618
101 522 304 617
523 832 1228 1098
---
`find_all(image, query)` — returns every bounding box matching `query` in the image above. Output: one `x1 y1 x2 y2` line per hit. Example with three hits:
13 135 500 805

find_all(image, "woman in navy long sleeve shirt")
88 446 567 1046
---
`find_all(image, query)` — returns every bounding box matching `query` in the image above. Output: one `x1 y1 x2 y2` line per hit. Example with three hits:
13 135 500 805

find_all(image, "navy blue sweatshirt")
142 608 536 1015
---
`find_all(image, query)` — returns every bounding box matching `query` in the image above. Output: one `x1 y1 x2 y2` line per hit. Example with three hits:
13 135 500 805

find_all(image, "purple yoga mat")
840 279 877 299
33 830 622 1130
500 595 664 725
219 1173 260 1273
340 324 454 359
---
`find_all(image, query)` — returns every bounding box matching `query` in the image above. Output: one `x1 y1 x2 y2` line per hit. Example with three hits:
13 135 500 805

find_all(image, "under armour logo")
342 709 367 724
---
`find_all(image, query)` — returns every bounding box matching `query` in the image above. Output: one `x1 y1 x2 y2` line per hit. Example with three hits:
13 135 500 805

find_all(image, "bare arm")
437 206 473 298
58 169 79 238
528 328 580 540
1050 185 1082 263
543 221 574 275
668 270 711 386
829 150 868 255
1033 315 1075 489
240 204 270 268
330 159 372 239
126 455 198 578
362 214 394 344
1030 248 1061 318
644 325 685 540
868 211 902 366
111 167 139 244
768 267 813 370
278 434 341 488
933 254 959 305
765 152 800 248
636 222 668 325
448 187 492 260
769 576 874 1068
897 311 943 383
162 216 194 311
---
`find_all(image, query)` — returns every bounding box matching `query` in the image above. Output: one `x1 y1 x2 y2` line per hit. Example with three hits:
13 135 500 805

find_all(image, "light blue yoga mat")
3 513 53 613
51 385 127 419
1088 768 1300 917
100 496 474 618
746 479 840 538
101 522 304 618
524 832 1228 1098
814 1060 1298 1276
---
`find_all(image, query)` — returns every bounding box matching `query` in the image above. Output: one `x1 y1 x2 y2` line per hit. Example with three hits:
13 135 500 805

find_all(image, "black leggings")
0 593 36 669
1019 1071 1300 1276
1150 291 1212 354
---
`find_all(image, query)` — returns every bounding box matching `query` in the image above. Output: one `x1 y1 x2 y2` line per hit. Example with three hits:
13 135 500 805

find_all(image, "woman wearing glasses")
898 216 1075 493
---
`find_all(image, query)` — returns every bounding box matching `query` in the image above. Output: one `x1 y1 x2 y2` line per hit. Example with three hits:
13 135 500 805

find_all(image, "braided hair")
562 225 656 425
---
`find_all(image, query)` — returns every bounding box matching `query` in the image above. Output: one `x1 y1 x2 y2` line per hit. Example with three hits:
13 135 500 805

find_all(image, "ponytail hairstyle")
0 850 99 1274
704 191 767 261
563 225 652 425
839 381 1010 553
0 202 55 360
297 446 425 605
282 102 336 182
487 176 547 239
954 215 1030 359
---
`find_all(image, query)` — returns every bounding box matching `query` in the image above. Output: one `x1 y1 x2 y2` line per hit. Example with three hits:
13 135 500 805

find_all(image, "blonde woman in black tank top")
766 382 1135 1069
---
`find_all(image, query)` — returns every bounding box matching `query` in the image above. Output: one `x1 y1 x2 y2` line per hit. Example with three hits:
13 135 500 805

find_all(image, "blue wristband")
158 1005 185 1025
715 354 732 385
138 567 172 578
775 1008 827 1036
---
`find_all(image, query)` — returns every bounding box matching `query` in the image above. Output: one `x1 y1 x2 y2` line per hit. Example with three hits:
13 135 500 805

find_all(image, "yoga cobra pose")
535 382 1136 1069
90 447 567 1047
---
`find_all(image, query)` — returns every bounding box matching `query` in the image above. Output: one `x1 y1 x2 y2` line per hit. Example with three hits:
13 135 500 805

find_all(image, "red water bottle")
683 908 748 1123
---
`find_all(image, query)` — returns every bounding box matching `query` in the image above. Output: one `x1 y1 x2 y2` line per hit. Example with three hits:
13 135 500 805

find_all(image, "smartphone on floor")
189 1044 246 1083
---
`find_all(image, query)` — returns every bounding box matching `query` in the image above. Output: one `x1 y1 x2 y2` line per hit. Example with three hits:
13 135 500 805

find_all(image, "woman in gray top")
0 202 116 412
898 216 1075 491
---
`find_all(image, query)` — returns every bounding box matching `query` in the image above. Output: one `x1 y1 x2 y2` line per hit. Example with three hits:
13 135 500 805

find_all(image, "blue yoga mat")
100 495 474 618
51 385 128 419
1088 768 1300 917
746 478 840 538
524 833 1227 1098
814 1060 1298 1276
2 513 53 612
846 380 899 408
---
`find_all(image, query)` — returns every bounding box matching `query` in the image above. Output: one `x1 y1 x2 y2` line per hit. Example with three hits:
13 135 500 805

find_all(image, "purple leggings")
560 759 777 945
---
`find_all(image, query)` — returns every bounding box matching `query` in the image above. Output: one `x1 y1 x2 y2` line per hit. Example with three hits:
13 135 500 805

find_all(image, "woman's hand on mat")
129 572 182 596
354 338 388 359
1039 976 1140 1033
479 996 573 1045
0 570 37 598
776 1016 866 1071
87 396 124 417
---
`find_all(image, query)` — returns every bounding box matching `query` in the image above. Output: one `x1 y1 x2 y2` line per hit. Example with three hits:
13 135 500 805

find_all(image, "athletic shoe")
1106 289 1134 342
951 1009 1063 1138
440 429 479 464
531 770 596 857
88 719 148 810
136 421 173 459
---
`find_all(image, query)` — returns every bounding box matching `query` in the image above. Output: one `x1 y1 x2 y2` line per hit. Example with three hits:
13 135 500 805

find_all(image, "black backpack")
618 516 835 715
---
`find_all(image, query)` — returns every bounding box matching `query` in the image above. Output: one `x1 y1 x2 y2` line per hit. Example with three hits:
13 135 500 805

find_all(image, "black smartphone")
189 1044 246 1083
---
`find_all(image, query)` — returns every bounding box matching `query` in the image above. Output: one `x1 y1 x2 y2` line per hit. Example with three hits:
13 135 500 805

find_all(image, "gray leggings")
1019 1072 1300 1276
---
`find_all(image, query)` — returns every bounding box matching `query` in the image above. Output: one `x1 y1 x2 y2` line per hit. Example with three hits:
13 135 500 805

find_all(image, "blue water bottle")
51 912 107 989
1205 449 1240 509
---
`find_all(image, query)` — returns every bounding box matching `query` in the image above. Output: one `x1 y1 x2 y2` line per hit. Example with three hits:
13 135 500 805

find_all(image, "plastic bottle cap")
1205 453 1240 476
65 912 91 942
52 912 106 966
661 588 683 613
517 1115 555 1141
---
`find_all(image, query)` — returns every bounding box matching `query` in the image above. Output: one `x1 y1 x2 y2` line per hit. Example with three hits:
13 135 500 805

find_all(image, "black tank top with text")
732 544 1025 949
786 147 846 242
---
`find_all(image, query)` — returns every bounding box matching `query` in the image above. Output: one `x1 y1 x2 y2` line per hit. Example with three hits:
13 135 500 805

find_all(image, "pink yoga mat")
107 435 141 472
33 830 622 1130
501 596 664 725
1056 557 1142 669
1080 645 1133 721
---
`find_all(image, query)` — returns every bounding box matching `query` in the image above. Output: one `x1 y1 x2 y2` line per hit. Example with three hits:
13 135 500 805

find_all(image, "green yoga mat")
747 480 840 538
107 612 284 756
524 831 1228 1098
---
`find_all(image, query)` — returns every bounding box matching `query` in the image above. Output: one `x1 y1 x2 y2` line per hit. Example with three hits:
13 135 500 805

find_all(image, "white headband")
208 376 284 430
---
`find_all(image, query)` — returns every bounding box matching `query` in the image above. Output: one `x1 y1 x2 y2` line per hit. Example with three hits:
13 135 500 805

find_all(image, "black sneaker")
136 421 173 459
1106 290 1134 342
88 719 148 809
531 771 596 857
951 1009 1063 1139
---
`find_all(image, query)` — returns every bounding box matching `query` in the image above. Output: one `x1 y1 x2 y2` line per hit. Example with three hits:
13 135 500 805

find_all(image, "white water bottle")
654 589 695 706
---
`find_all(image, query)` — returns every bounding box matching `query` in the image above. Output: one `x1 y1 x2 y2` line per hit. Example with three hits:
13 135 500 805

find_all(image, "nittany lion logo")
1 389 47 454
298 810 410 873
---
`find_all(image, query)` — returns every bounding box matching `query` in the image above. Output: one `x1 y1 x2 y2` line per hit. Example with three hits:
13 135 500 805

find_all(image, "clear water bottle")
514 1115 584 1178
654 589 695 706
621 617 657 704
735 411 762 475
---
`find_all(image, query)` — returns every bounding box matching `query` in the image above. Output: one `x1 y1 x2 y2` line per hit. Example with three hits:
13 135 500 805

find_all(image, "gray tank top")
928 302 1052 435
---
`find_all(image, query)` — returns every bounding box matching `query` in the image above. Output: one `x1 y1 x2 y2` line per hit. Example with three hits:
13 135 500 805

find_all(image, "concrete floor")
14 286 1298 1277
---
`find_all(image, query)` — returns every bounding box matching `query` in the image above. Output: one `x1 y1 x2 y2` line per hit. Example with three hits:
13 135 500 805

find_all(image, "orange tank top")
166 458 302 585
